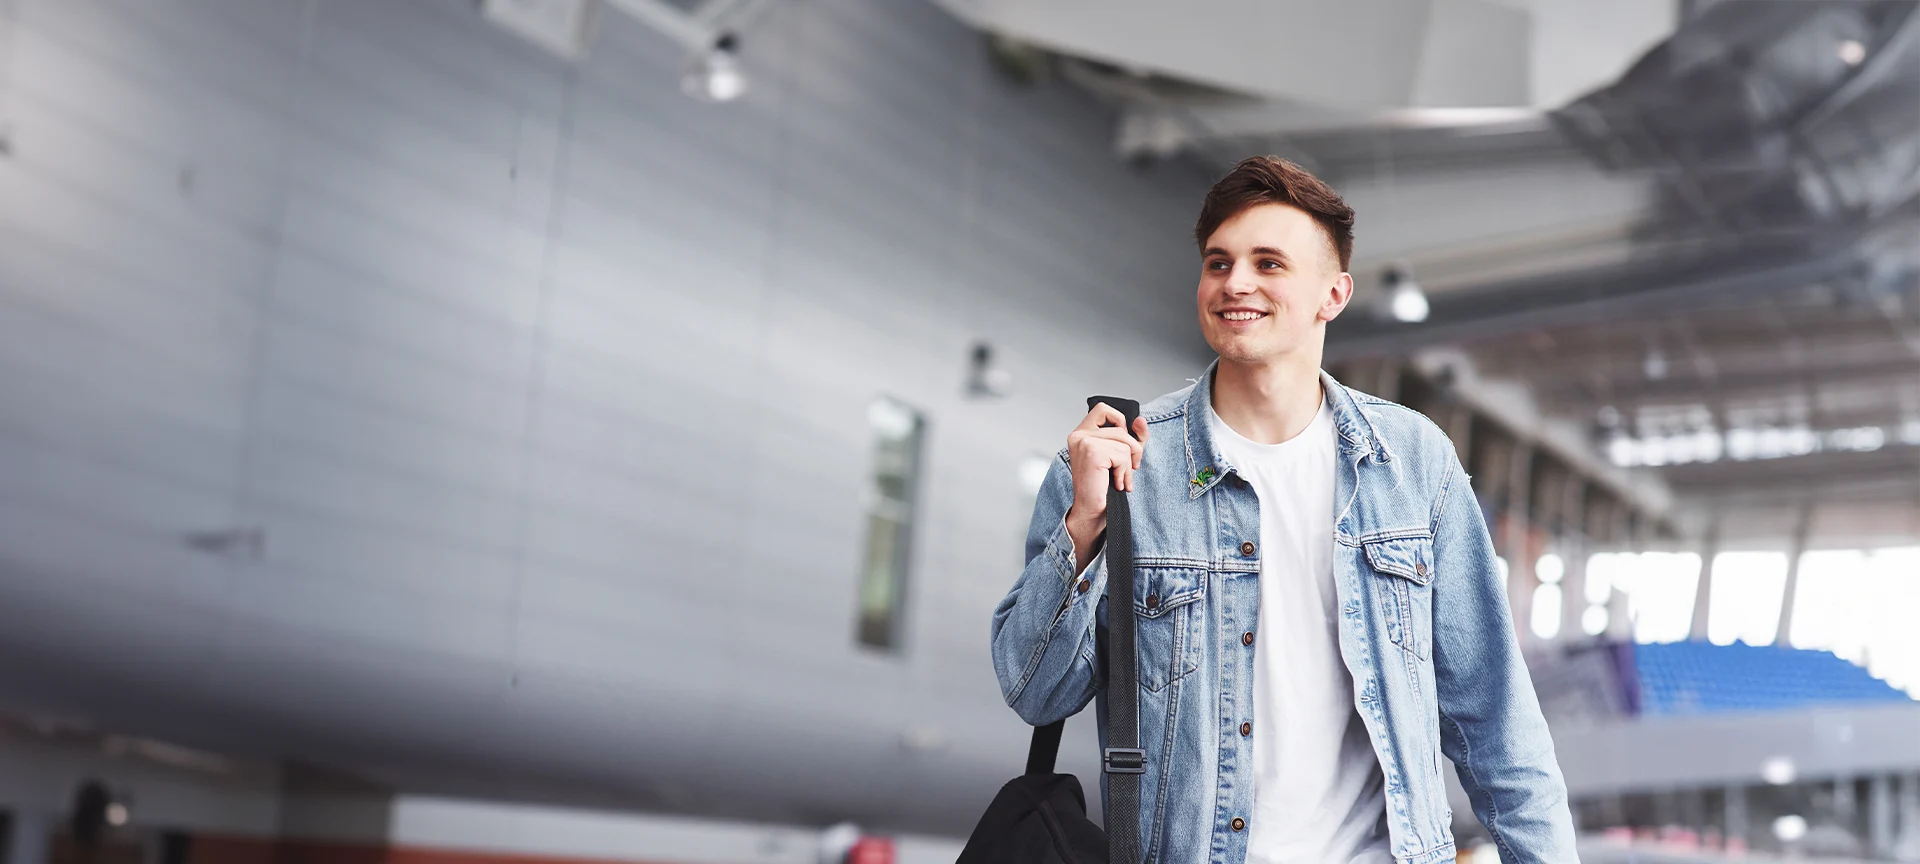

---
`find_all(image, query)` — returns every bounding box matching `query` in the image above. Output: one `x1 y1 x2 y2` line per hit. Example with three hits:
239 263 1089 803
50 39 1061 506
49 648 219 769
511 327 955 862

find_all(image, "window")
856 397 926 651
1607 551 1702 644
1706 551 1787 646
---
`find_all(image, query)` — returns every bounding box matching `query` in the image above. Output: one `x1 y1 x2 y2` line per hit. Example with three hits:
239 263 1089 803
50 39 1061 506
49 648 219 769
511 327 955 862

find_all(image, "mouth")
1215 310 1269 322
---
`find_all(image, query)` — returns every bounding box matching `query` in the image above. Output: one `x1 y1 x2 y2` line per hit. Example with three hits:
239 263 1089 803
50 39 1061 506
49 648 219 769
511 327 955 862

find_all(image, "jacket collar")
1181 360 1390 499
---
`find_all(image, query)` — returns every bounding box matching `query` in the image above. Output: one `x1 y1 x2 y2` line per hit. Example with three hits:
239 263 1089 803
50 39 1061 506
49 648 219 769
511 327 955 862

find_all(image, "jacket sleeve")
1429 454 1580 863
990 453 1103 726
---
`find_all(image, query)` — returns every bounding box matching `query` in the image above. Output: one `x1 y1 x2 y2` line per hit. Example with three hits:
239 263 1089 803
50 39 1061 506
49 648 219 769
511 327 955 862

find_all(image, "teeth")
1221 311 1265 321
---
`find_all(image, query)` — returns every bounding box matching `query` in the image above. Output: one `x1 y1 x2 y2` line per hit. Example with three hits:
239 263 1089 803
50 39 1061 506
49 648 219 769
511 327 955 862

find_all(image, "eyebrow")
1203 246 1292 264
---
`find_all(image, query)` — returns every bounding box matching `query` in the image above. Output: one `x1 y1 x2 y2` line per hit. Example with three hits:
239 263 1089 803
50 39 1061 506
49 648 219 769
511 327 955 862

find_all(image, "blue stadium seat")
1629 641 1910 716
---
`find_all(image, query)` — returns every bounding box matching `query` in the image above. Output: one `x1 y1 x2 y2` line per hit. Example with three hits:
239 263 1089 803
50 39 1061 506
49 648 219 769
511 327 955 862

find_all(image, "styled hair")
1194 156 1355 272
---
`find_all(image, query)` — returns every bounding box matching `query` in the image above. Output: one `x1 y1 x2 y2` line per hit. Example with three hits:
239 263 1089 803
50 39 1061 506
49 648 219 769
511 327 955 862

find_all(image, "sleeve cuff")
1044 515 1103 587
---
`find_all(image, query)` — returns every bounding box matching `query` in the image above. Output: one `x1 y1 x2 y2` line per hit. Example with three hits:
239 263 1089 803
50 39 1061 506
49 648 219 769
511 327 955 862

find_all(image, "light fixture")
1581 605 1609 635
105 803 128 827
1642 347 1669 380
1761 755 1796 785
1384 266 1429 323
1536 554 1565 585
1773 814 1808 843
1838 39 1867 67
682 33 747 102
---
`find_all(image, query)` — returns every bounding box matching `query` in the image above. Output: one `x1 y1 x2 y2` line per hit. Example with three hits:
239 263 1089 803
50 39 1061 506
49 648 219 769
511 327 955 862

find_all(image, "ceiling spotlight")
1773 814 1808 843
682 33 747 102
1838 39 1867 67
1642 347 1669 381
1384 266 1429 323
1760 755 1796 785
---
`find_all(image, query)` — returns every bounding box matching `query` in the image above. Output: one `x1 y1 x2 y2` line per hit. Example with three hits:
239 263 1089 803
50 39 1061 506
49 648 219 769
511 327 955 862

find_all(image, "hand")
1063 403 1148 571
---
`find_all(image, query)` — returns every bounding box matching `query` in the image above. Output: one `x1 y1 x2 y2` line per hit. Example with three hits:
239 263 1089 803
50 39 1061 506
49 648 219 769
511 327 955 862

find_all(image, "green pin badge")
1192 465 1217 486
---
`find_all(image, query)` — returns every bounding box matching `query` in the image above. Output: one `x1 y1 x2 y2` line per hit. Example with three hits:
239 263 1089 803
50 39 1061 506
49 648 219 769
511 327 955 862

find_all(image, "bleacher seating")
1630 641 1911 716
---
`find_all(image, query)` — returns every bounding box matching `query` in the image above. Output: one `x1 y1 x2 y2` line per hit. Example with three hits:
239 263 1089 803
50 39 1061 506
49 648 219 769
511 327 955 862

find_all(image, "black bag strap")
1021 396 1142 864
1090 396 1143 864
1025 718 1064 776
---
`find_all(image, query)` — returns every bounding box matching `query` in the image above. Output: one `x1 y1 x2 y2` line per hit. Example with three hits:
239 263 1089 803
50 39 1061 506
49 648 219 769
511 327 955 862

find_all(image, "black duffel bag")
958 396 1145 864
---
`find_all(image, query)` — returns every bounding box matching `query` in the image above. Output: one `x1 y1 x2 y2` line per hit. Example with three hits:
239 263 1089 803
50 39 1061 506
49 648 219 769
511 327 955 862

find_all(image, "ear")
1316 271 1355 323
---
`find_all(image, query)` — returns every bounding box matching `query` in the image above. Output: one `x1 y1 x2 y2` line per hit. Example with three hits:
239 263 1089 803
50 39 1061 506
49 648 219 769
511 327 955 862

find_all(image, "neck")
1210 352 1325 446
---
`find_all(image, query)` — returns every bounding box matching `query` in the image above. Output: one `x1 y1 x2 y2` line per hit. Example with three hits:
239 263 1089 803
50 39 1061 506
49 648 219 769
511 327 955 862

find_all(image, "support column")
1871 774 1894 856
1896 773 1920 858
1606 508 1640 641
1505 441 1535 645
1725 785 1749 854
1689 514 1721 642
1373 358 1402 404
1446 405 1473 468
1774 500 1816 647
1836 775 1858 827
1560 477 1589 642
6 807 49 864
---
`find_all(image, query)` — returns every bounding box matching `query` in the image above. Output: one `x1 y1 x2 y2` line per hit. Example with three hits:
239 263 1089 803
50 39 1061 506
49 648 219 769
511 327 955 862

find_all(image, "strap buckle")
1102 747 1146 775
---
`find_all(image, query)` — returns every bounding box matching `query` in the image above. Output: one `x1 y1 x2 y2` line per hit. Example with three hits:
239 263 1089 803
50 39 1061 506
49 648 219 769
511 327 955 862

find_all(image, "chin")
1207 334 1280 365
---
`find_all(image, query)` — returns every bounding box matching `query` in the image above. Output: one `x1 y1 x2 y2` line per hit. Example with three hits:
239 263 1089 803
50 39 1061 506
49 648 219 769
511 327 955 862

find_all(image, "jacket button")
1145 593 1160 611
1231 817 1245 832
1240 721 1252 737
1075 578 1091 594
1239 540 1256 556
1242 631 1254 647
1415 562 1428 577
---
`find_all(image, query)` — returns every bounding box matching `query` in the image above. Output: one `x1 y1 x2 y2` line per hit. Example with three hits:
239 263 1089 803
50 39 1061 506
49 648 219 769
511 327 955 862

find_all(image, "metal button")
1239 540 1256 556
1240 721 1252 737
1145 593 1160 611
1076 578 1091 594
1242 631 1254 647
1415 562 1428 577
1231 817 1246 832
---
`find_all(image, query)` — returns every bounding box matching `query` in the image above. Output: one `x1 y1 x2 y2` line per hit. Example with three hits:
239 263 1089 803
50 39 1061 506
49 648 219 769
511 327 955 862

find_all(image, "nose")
1223 261 1259 295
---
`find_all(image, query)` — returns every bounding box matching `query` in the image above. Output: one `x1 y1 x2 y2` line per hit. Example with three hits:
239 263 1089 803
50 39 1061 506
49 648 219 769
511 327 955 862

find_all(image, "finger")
1134 416 1150 443
1076 402 1127 433
1110 463 1125 492
1123 465 1135 492
1083 427 1139 447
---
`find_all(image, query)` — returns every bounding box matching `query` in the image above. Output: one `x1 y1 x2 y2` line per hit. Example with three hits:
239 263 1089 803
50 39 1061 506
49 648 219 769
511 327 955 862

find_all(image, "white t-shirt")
1209 391 1394 864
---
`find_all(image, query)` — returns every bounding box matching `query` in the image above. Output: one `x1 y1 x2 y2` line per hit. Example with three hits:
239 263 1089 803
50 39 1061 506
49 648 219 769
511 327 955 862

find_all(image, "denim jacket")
991 364 1577 864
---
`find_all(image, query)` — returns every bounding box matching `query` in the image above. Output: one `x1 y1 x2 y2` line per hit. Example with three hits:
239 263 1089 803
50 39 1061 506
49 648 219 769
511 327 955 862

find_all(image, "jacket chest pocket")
1363 536 1434 660
1127 566 1204 693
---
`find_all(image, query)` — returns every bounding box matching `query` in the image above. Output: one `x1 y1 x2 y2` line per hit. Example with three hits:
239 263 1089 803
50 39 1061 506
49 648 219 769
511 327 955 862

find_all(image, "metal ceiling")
1035 0 1920 542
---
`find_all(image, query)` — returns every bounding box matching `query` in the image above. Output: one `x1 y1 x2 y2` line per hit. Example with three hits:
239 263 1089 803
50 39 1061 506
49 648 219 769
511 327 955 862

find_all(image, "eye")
1205 259 1230 272
1258 259 1283 271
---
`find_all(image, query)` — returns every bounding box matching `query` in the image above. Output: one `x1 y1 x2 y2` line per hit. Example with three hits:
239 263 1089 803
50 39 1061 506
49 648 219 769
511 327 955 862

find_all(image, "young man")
991 157 1577 864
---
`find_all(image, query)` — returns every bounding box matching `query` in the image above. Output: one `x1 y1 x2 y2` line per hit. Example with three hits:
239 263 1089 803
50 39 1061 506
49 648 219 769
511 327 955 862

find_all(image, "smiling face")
1196 203 1354 366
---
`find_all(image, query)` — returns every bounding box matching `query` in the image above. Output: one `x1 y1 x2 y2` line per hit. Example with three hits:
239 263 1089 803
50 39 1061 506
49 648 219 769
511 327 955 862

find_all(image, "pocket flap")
1363 535 1435 586
1129 566 1203 618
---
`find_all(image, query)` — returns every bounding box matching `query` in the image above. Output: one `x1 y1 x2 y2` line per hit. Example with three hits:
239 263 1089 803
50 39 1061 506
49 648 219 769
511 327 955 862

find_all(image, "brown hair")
1195 156 1355 272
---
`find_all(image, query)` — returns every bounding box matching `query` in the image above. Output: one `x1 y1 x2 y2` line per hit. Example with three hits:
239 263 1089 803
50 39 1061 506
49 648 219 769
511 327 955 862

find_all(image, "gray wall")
0 0 1212 833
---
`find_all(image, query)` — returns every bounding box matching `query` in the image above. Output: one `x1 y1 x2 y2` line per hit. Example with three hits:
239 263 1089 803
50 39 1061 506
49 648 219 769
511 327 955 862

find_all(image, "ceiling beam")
1656 442 1920 496
1327 247 1863 360
1537 355 1920 411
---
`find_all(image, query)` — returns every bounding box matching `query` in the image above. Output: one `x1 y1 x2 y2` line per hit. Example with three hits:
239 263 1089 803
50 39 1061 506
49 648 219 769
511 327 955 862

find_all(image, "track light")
1383 266 1429 323
1642 347 1669 381
1838 39 1866 67
682 33 747 102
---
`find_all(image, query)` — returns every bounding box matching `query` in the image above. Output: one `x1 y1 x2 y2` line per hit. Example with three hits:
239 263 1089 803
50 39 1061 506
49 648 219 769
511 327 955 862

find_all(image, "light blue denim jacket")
991 364 1577 864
